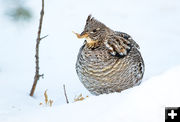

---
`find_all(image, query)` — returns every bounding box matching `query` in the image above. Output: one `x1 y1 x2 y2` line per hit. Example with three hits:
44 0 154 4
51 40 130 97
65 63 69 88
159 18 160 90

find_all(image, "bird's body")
75 15 144 95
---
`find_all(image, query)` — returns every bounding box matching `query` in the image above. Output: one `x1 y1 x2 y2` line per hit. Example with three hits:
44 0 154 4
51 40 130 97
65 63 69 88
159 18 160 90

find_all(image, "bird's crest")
86 14 94 22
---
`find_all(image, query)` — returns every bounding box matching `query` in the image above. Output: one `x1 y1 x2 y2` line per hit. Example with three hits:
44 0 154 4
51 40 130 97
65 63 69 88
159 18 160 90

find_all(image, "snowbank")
3 66 180 122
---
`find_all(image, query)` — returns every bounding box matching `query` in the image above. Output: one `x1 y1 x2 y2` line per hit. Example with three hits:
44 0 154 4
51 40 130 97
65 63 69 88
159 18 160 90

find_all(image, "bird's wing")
114 31 140 49
103 31 140 58
105 35 131 57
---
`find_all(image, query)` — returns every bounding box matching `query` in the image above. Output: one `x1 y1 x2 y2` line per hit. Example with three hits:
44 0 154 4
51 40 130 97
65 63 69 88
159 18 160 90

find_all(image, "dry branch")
63 84 69 104
30 0 47 96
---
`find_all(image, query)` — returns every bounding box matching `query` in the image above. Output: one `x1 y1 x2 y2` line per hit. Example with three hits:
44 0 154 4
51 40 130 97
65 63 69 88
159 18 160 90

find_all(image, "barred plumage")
75 15 145 95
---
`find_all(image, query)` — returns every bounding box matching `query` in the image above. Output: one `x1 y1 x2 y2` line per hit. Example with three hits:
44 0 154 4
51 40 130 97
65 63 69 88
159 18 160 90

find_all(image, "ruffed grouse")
74 15 144 95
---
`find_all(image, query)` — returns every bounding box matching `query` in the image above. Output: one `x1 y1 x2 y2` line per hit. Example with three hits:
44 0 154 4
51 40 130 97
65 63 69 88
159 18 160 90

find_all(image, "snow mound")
4 66 180 122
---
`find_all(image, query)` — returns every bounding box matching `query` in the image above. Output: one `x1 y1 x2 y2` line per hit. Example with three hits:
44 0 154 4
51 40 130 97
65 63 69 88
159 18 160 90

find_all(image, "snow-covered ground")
0 0 180 122
3 66 180 122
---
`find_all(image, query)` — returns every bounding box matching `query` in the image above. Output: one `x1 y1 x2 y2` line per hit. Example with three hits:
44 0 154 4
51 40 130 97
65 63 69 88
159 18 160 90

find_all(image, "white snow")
0 0 180 122
2 66 180 122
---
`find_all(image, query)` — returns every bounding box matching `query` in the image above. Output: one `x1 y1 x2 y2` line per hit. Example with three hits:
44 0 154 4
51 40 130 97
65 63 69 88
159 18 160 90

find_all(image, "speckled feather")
75 15 144 95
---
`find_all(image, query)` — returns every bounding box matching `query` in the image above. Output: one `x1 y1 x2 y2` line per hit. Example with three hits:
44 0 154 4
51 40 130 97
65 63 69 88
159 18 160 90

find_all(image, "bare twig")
63 84 69 104
40 35 48 40
30 0 46 96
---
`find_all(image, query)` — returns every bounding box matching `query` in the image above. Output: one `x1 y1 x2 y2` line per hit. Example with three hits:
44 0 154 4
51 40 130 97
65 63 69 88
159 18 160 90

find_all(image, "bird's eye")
93 29 97 32
90 28 100 33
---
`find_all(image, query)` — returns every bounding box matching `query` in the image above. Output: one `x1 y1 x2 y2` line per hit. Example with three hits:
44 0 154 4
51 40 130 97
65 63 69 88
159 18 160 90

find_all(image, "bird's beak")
73 31 88 39
80 31 88 37
73 31 98 48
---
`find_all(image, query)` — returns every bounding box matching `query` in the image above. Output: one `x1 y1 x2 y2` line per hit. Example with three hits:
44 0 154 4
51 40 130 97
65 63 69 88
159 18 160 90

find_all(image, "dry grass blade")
44 89 48 105
49 100 53 107
74 93 88 102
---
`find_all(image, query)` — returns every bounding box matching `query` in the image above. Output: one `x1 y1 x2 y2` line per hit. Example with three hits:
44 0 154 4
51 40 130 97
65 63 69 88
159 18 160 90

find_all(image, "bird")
74 15 145 95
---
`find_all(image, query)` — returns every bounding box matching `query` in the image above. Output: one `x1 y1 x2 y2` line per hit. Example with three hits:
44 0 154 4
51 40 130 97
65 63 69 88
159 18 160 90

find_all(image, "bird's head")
74 15 111 48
